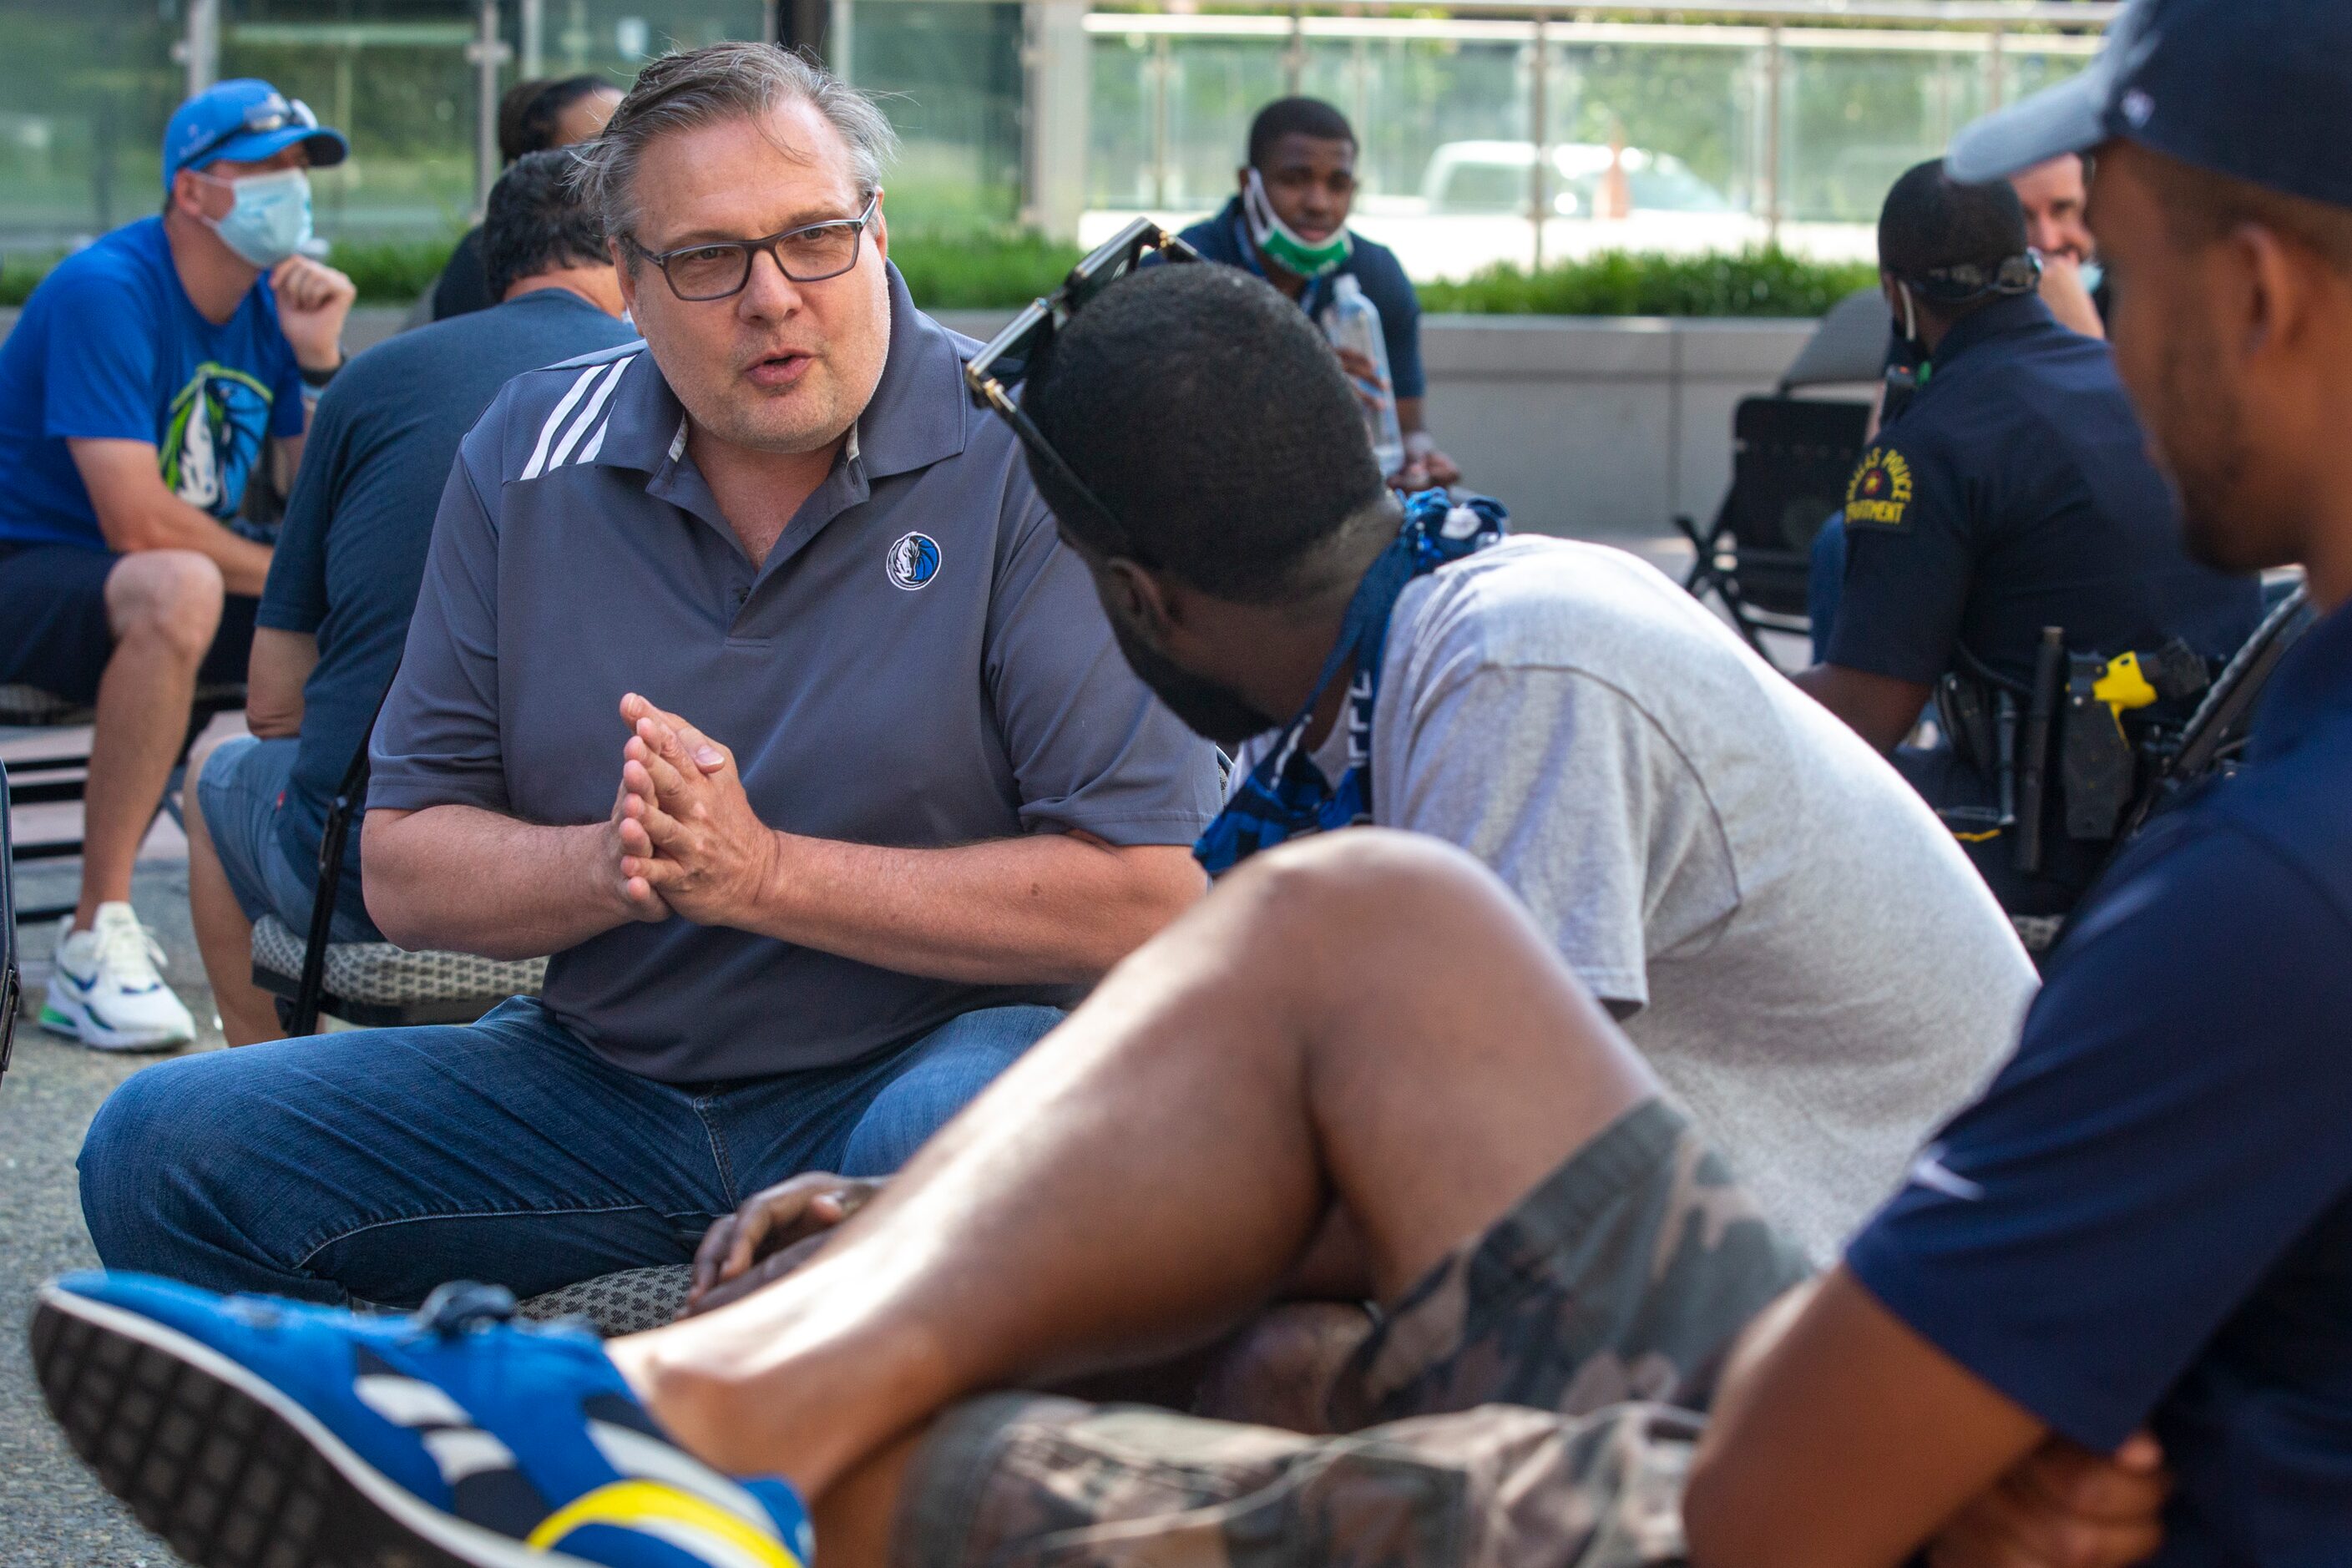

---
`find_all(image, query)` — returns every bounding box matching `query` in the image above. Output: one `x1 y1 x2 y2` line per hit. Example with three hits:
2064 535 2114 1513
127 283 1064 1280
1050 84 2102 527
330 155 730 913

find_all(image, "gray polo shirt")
371 266 1221 1083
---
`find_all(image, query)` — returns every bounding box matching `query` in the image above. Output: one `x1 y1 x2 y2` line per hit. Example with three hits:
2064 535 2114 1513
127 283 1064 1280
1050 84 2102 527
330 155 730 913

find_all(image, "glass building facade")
3 0 2107 273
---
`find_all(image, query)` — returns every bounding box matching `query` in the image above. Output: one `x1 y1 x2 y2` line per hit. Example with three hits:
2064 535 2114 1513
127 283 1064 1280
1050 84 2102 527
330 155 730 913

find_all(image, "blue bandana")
1194 490 1508 877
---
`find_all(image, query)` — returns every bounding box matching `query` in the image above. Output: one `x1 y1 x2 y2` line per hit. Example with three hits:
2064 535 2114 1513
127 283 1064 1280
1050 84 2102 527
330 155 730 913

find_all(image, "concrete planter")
5 305 1836 540
933 310 1832 539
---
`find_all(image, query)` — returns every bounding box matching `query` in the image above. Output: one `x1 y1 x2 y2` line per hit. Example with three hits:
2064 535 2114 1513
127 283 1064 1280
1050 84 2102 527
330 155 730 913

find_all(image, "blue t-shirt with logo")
0 215 305 553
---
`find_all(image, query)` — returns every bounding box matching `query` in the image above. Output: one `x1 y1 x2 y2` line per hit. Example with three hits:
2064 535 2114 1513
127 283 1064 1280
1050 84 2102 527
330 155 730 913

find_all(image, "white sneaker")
39 903 197 1052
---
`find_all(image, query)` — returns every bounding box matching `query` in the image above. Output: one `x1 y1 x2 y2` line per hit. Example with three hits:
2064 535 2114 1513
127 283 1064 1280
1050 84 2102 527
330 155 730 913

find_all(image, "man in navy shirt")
1796 159 2260 916
1686 2 2352 1560
1178 97 1459 493
78 44 1216 1310
0 78 354 1051
180 149 637 1044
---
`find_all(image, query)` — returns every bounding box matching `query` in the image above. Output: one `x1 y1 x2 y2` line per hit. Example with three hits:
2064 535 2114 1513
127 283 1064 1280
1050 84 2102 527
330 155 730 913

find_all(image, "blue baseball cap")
1950 0 2352 212
163 78 349 194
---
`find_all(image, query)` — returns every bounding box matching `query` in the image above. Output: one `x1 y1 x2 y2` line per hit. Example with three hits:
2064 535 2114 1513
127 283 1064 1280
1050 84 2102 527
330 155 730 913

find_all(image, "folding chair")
1677 397 1871 661
1678 286 1887 665
248 706 544 1034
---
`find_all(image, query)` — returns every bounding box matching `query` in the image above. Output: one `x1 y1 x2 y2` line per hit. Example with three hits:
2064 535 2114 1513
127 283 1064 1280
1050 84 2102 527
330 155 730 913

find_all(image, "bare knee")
1217 831 1648 1093
106 550 225 666
1220 830 1535 962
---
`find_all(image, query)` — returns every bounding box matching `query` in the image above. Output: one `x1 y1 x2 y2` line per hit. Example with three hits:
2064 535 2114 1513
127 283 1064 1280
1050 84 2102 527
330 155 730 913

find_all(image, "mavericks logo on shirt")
1845 447 1914 529
159 362 275 520
887 531 942 590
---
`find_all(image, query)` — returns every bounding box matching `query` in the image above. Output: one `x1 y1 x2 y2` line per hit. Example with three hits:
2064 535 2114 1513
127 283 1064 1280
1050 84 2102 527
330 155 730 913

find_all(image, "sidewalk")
2 753 220 1563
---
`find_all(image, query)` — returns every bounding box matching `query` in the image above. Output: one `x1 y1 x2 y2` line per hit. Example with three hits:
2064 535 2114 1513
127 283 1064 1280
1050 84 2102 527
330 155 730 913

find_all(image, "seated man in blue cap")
0 78 354 1050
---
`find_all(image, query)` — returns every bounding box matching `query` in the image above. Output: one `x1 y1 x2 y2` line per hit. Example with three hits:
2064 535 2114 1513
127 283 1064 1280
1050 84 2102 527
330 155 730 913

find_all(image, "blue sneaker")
32 1272 814 1568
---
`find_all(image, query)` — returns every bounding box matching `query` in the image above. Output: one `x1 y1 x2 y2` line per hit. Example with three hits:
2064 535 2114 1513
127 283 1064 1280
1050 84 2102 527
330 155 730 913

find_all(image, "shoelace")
90 917 169 982
414 1280 519 1338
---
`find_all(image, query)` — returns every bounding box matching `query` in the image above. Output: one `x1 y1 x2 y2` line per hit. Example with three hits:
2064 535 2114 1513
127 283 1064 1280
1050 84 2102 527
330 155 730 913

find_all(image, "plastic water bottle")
1323 276 1406 478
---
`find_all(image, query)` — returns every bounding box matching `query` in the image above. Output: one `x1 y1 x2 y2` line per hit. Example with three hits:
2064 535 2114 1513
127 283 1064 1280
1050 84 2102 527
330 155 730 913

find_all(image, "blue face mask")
199 168 313 267
2078 260 2105 296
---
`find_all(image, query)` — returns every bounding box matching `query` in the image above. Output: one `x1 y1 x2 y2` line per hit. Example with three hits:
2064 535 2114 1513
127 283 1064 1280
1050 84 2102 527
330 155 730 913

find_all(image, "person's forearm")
244 628 314 739
362 804 639 958
110 498 274 595
732 833 1203 985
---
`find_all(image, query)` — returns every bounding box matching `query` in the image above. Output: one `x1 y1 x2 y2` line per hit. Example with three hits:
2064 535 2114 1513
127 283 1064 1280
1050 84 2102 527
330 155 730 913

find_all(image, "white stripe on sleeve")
521 362 609 481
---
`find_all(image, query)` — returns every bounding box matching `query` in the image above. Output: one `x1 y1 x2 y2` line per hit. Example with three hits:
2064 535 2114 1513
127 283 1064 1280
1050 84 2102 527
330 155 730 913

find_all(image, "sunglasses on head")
965 218 1202 555
182 97 320 173
1904 251 2044 305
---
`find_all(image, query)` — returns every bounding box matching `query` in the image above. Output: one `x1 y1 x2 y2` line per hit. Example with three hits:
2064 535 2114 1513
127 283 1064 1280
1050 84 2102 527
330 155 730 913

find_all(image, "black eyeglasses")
183 97 320 173
626 194 880 302
965 218 1201 554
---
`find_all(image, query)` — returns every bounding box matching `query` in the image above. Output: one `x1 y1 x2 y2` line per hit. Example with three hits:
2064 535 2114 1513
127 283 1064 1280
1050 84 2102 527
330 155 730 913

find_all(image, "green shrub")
1 254 63 309
887 230 1085 311
1419 246 1878 318
3 234 1878 317
328 236 465 305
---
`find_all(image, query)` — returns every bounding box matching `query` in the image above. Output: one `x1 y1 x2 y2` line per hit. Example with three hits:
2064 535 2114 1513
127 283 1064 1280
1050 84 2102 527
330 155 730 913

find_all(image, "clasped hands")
602 691 780 928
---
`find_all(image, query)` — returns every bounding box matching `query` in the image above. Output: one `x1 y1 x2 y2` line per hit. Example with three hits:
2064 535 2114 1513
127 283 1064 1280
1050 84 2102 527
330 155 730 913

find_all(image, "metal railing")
1086 3 2112 264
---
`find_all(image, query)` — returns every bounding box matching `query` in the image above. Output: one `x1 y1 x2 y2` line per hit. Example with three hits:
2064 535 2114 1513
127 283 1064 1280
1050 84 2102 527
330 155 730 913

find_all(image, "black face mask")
1107 610 1281 748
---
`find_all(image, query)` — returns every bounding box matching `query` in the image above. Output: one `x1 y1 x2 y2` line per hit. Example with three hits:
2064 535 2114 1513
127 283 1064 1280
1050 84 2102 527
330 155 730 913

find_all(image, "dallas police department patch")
888 531 942 590
1844 446 1915 529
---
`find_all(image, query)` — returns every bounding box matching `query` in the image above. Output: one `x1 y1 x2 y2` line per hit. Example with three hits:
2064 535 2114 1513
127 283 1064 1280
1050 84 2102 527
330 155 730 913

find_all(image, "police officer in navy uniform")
1177 97 1460 493
1795 158 2262 915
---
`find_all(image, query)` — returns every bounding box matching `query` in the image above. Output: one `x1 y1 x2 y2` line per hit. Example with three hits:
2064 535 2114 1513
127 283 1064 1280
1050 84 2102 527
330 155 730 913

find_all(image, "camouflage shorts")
893 1100 1813 1568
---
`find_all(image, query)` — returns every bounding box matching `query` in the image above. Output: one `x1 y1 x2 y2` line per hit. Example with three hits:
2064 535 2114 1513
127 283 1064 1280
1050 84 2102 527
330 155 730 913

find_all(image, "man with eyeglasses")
75 43 1219 1309
1797 159 2260 921
0 79 354 1051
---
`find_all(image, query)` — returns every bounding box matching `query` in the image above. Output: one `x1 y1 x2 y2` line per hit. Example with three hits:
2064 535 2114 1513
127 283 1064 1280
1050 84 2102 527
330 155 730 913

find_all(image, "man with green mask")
1178 97 1460 493
0 77 354 1051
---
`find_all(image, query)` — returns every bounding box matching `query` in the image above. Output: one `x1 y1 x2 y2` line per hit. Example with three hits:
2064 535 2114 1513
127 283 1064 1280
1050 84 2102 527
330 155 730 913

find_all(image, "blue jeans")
80 997 1061 1306
196 735 381 941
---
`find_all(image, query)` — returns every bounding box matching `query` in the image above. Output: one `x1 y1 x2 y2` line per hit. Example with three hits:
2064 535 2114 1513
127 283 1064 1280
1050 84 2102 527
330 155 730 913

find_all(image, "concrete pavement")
2 847 210 1563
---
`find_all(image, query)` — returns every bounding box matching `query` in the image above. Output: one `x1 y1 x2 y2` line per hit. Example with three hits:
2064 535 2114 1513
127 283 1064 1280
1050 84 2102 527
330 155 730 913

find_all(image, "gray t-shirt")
1248 537 2033 1261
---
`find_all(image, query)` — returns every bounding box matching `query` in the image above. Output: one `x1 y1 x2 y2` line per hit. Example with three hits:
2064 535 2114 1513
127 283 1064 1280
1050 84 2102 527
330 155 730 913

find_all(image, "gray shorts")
196 736 380 943
895 1100 1813 1568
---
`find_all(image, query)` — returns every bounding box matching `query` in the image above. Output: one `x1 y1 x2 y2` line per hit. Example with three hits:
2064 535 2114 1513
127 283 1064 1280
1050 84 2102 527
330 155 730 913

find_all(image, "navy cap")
1950 0 2352 211
163 78 350 194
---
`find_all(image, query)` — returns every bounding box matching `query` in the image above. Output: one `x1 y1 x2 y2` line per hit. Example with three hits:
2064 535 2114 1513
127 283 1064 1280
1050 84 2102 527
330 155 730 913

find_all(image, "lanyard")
1193 491 1507 876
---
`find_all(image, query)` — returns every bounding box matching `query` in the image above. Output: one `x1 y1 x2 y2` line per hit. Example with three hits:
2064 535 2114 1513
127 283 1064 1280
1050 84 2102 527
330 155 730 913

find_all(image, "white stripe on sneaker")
586 1420 778 1532
355 1373 472 1429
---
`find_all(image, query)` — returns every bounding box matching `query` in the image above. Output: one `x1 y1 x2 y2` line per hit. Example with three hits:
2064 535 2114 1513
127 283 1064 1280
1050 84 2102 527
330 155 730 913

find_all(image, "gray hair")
568 43 897 251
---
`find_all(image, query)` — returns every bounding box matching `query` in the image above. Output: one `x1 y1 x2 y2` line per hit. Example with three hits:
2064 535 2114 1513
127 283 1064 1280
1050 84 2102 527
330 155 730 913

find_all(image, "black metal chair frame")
247 663 519 1036
2112 583 2314 845
255 716 375 1037
1677 394 1871 664
1 760 23 1081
